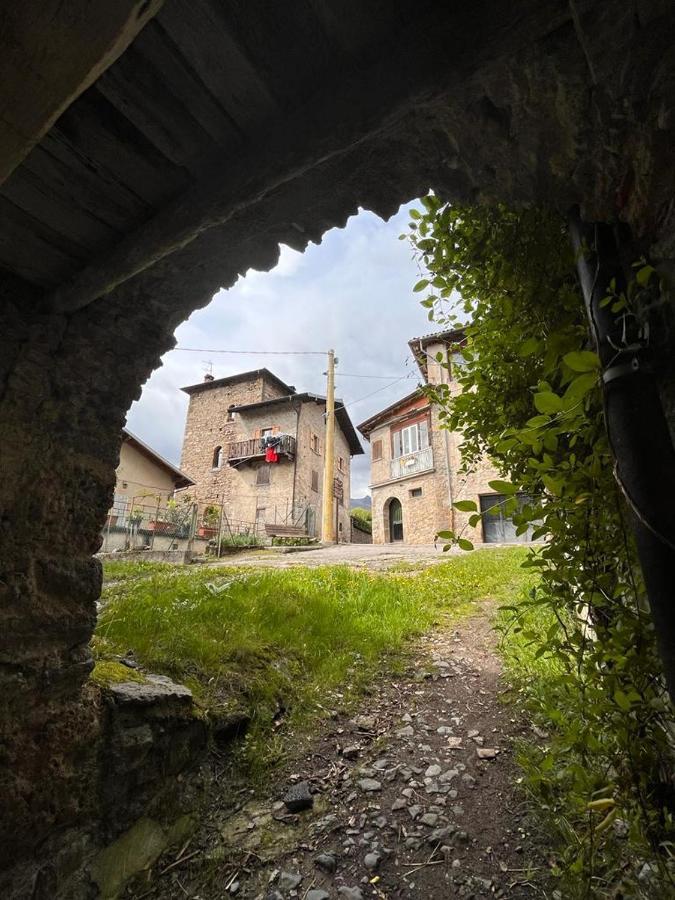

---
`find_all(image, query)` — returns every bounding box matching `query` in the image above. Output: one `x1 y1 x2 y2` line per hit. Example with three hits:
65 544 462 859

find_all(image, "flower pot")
149 520 172 534
197 525 217 538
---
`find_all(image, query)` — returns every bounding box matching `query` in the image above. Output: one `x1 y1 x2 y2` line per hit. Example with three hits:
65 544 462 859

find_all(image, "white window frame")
392 420 429 459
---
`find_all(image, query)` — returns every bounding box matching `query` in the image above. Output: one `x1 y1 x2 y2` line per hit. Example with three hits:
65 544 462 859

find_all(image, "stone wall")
179 384 354 539
3 0 675 887
295 400 353 541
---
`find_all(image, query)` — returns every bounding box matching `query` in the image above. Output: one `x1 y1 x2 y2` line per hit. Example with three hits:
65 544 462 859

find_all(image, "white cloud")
125 202 431 497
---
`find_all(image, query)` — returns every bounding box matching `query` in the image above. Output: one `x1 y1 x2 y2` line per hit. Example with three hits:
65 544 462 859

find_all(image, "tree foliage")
408 198 675 897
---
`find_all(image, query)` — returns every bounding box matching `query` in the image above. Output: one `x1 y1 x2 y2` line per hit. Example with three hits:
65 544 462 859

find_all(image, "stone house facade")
179 369 362 539
358 330 530 546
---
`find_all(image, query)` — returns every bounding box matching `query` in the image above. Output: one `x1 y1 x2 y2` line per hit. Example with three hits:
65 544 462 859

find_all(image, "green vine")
407 198 675 897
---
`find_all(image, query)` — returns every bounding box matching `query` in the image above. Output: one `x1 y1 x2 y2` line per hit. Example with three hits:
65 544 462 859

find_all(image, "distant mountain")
350 495 372 510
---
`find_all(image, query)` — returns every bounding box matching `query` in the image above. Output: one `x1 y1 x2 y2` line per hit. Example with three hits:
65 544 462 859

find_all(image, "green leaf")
413 279 429 293
636 264 655 286
453 500 478 512
563 350 600 373
534 392 563 414
409 208 422 220
457 538 474 551
518 337 540 357
436 530 454 540
488 479 517 494
563 372 597 404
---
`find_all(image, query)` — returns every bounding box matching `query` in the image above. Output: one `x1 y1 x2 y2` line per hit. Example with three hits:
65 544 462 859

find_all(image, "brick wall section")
368 339 501 545
180 378 353 540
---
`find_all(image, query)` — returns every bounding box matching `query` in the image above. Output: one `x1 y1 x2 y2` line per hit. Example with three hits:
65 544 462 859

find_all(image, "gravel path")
146 608 548 900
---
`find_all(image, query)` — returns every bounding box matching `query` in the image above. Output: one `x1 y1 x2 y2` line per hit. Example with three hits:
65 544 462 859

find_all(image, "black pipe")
568 207 675 702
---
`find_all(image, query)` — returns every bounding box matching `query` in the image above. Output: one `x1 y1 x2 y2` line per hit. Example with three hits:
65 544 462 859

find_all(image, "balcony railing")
226 433 296 463
390 445 433 480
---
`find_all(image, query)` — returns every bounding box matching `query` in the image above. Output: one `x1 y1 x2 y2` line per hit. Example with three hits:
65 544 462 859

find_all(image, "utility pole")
322 349 336 543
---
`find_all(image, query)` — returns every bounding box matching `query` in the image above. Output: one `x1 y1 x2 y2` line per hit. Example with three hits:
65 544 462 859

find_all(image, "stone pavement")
218 543 459 571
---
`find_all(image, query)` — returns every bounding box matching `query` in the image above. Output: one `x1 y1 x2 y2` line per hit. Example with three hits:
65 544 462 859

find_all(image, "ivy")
407 200 675 897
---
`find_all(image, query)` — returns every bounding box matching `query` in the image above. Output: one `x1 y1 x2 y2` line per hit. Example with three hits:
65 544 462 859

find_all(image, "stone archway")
2 0 675 891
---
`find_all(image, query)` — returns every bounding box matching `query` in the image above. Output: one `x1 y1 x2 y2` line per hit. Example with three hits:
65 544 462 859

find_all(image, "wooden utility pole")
322 349 336 543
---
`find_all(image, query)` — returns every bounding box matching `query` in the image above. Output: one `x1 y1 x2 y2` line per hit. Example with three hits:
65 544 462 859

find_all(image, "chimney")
203 373 214 382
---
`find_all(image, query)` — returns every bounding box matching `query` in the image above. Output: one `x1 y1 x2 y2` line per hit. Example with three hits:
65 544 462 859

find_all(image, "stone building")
358 330 531 546
179 368 363 539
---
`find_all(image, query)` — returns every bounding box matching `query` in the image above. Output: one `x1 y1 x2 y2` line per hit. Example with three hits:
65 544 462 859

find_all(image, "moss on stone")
91 659 147 686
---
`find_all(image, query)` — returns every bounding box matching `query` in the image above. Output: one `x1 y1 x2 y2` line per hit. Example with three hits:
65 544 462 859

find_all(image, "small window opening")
311 470 319 492
410 487 423 498
212 446 222 468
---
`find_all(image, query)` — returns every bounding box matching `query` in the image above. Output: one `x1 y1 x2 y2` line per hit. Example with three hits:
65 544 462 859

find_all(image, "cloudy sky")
125 202 434 498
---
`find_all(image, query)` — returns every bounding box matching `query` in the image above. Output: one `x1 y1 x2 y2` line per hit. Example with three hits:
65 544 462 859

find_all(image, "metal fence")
100 495 321 555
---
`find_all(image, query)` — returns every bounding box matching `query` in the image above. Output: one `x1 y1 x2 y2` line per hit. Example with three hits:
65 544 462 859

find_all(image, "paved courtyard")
220 543 460 570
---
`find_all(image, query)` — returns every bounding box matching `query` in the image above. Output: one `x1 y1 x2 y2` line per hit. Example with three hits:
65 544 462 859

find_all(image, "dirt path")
146 609 547 900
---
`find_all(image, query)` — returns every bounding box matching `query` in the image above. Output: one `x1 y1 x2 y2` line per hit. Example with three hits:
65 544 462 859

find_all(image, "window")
392 419 429 458
256 465 270 485
212 446 222 468
338 456 344 472
451 350 468 374
261 427 273 438
410 487 422 497
311 470 319 492
372 439 383 461
227 408 235 421
311 433 320 454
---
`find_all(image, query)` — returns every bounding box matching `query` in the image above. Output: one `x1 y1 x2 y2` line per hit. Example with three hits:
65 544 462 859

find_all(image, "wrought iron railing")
390 445 433 480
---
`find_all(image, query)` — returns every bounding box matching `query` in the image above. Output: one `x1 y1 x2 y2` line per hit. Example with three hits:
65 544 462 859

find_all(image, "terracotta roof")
122 428 194 489
181 368 295 397
408 327 466 380
356 388 428 438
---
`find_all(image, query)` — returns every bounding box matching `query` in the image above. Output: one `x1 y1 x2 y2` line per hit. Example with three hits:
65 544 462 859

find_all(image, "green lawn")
94 547 533 769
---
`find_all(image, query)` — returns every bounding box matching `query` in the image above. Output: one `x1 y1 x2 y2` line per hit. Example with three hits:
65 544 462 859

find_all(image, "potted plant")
198 504 220 538
128 507 144 529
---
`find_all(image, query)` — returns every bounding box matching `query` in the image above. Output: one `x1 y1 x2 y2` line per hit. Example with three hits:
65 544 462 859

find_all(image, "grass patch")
91 659 147 686
95 547 531 774
498 599 675 898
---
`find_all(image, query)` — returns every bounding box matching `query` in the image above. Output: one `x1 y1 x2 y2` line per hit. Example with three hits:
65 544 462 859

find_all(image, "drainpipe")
568 207 675 702
291 399 300 522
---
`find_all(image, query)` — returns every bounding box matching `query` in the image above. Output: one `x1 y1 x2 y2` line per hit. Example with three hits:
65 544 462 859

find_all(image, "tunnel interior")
2 0 675 894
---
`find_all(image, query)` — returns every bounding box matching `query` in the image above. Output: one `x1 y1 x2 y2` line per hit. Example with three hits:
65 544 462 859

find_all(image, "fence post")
216 499 224 558
187 502 197 553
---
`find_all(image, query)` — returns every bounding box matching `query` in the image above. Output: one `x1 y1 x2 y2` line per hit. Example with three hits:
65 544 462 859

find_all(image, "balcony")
226 433 296 463
390 445 433 480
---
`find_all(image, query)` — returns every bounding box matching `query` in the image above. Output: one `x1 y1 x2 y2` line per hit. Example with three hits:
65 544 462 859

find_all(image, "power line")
340 372 418 411
336 372 410 379
175 347 326 355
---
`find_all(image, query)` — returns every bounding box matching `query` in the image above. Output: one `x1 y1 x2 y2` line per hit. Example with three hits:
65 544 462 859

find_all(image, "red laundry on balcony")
265 447 278 463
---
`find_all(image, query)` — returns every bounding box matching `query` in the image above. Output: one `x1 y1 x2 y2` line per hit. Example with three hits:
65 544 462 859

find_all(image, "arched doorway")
388 497 403 542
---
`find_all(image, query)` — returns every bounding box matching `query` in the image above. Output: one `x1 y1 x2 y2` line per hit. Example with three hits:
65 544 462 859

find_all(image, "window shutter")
419 420 429 449
372 440 383 461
